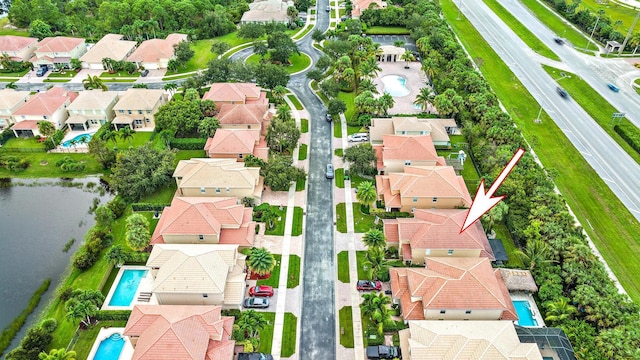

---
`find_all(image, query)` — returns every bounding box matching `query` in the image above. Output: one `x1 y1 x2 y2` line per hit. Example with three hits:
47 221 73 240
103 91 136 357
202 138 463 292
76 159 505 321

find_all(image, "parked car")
326 113 332 122
244 297 270 308
326 5 331 11
557 87 569 99
348 133 369 142
140 69 149 77
357 280 382 291
249 285 274 297
326 164 335 179
554 37 565 45
607 83 620 92
366 345 401 359
35 66 49 77
238 353 274 360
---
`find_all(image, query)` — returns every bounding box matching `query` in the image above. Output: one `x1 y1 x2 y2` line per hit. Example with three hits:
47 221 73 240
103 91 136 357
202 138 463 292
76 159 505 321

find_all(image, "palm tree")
629 32 640 54
413 87 434 112
400 50 415 67
5 82 18 90
260 207 279 230
118 126 136 146
39 349 77 360
158 129 174 149
104 245 128 267
164 82 178 97
364 246 392 281
378 93 395 115
271 85 287 105
37 121 56 138
82 75 108 91
276 104 293 122
237 310 268 339
356 181 377 211
358 79 378 95
514 239 554 271
544 297 577 325
68 138 79 150
65 300 94 327
101 127 118 145
362 229 386 249
247 247 276 277
421 58 437 85
361 292 394 335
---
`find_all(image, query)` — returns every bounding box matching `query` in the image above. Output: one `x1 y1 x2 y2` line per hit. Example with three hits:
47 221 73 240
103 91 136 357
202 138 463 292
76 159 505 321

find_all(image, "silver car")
244 297 270 308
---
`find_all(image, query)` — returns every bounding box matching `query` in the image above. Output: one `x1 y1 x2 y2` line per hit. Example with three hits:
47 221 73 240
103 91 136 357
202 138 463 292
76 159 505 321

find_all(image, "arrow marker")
460 148 526 233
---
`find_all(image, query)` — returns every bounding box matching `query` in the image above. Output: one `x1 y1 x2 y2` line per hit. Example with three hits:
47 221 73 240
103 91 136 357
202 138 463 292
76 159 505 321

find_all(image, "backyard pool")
513 300 538 327
381 75 410 97
92 333 124 360
107 269 148 307
61 133 93 148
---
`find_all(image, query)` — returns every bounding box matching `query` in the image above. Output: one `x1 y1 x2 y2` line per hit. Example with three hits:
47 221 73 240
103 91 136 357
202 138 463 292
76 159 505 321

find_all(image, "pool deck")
102 265 152 311
373 61 437 115
511 291 546 327
86 327 134 360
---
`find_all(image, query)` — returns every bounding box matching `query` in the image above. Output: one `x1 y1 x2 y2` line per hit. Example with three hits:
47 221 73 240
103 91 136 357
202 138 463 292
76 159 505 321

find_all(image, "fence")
0 147 46 153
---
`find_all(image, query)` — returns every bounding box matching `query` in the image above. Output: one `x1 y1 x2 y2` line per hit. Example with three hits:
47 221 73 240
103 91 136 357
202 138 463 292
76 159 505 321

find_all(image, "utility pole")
457 0 463 20
586 13 602 51
619 11 640 56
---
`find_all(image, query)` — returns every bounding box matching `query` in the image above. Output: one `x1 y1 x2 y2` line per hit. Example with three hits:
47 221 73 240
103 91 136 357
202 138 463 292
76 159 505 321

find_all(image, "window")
215 187 220 194
411 207 415 213
135 119 143 125
400 131 406 135
43 116 48 119
202 294 208 298
128 110 132 114
465 310 472 314
405 160 411 165
147 110 151 114
198 235 204 241
238 154 243 159
440 310 446 314
177 177 182 180
200 187 205 193
226 187 230 193
448 249 454 255
432 197 438 203
413 197 418 202
152 267 159 270
138 110 143 114
119 110 124 114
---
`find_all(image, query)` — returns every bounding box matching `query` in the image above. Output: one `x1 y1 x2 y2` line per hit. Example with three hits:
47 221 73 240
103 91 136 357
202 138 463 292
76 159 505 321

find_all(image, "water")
108 270 147 306
0 178 111 349
62 133 93 148
513 300 538 326
381 75 411 97
93 333 125 360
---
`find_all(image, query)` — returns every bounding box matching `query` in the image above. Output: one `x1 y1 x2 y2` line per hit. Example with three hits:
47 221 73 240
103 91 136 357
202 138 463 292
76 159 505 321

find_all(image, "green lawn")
300 118 309 133
48 71 77 78
335 168 345 188
43 79 72 83
245 52 312 74
71 321 127 360
542 65 640 165
298 144 308 160
0 152 103 178
334 118 343 138
0 70 28 78
442 0 640 302
519 0 589 48
293 24 315 40
336 202 347 233
0 18 29 36
281 313 298 357
110 132 154 150
577 0 637 35
174 150 206 162
139 182 177 204
334 148 343 157
349 173 374 190
1 137 46 149
493 223 524 268
99 70 140 78
338 91 356 123
336 202 377 233
264 205 288 236
258 312 276 353
287 255 301 288
482 0 559 61
288 95 304 110
257 254 282 288
365 26 411 35
292 206 304 236
356 250 368 280
339 306 355 348
337 251 350 283
296 176 306 191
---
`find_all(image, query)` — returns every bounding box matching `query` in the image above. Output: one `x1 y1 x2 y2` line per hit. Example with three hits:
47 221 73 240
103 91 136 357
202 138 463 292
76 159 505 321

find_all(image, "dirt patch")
40 161 48 166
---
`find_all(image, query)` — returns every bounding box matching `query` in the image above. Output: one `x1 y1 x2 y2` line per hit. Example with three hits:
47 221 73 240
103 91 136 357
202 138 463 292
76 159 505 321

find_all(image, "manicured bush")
0 155 30 172
614 123 640 155
106 196 127 219
131 203 170 212
0 126 15 146
56 156 86 172
94 310 132 321
169 137 207 150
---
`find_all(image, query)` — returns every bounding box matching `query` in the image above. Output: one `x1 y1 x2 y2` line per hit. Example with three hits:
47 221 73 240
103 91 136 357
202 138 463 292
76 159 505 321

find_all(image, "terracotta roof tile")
381 135 441 162
216 103 269 126
0 35 37 51
203 83 263 103
0 89 30 110
205 129 260 156
127 33 187 63
12 87 77 116
36 36 85 53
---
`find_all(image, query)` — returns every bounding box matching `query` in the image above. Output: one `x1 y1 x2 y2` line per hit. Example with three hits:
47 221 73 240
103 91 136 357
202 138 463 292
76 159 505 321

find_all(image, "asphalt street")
460 0 640 220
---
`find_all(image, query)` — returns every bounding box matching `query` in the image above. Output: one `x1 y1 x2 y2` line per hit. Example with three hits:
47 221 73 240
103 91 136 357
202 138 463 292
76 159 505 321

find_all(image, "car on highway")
249 285 274 297
347 133 369 142
238 353 274 360
554 37 564 45
557 87 569 99
244 297 270 308
607 83 620 92
357 280 382 291
366 345 401 359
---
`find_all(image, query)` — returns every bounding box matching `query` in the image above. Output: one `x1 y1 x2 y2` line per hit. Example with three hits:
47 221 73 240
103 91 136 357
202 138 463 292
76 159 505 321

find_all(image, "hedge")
169 137 207 150
369 209 412 219
131 203 171 212
614 123 640 155
94 310 132 321
0 125 15 146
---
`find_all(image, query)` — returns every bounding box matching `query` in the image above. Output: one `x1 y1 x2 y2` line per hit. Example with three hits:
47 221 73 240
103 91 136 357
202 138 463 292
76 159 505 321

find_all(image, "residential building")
216 103 271 134
352 0 387 18
31 36 87 69
398 320 543 360
376 165 472 212
0 89 30 130
151 197 256 249
173 158 263 202
202 83 268 108
11 87 78 137
389 257 518 321
372 135 445 174
204 129 269 161
127 33 188 70
146 244 246 309
240 0 294 23
124 305 235 360
112 88 166 130
80 34 137 70
369 116 458 148
65 90 119 131
384 208 494 264
0 35 38 62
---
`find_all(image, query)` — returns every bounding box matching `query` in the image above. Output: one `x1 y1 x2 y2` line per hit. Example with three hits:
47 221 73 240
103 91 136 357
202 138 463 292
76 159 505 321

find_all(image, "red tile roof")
216 103 269 126
36 36 84 53
12 120 39 130
12 87 77 116
203 83 264 103
124 305 234 360
205 129 260 157
0 35 37 51
380 135 444 164
127 33 187 63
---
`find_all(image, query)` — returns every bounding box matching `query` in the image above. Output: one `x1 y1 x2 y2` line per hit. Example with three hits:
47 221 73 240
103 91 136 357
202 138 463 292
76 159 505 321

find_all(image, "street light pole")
534 105 543 123
457 0 463 20
619 11 640 56
585 13 601 51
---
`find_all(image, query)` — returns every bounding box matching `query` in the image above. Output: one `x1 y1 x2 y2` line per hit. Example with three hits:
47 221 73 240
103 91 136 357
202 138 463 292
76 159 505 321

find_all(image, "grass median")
519 0 590 49
442 0 640 302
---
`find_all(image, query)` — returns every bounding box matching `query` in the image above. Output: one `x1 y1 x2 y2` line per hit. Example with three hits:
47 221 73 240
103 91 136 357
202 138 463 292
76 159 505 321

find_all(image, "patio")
373 61 436 115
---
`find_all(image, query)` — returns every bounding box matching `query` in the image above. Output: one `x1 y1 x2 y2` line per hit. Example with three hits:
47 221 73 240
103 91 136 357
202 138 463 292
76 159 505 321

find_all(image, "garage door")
89 63 104 70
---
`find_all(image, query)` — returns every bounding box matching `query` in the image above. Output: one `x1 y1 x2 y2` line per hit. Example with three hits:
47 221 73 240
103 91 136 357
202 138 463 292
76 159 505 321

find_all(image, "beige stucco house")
11 87 78 137
31 36 87 69
240 0 294 23
112 88 166 130
0 35 38 62
202 83 268 109
370 116 458 148
389 257 518 321
398 321 543 360
384 209 494 265
80 34 137 70
147 244 247 309
173 158 263 202
124 305 235 360
204 129 269 162
0 89 30 130
372 134 445 174
65 90 119 131
127 33 188 70
151 196 256 248
376 165 472 212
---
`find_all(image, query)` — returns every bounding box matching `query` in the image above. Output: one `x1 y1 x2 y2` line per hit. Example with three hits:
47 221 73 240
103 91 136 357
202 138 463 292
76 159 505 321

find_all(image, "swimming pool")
513 300 538 327
92 333 124 360
107 269 148 306
62 133 93 147
381 75 410 97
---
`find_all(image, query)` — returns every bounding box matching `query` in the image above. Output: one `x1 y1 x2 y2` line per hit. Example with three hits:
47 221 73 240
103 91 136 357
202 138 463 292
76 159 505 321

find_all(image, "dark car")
140 69 149 77
357 280 382 291
244 297 270 308
607 83 620 92
326 113 332 122
238 353 274 360
554 37 564 45
35 65 49 77
326 5 331 11
557 87 569 98
366 345 401 359
249 285 274 297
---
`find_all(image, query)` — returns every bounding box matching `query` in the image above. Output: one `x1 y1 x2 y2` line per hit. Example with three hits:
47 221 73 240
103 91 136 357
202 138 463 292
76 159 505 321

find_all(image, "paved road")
460 0 640 220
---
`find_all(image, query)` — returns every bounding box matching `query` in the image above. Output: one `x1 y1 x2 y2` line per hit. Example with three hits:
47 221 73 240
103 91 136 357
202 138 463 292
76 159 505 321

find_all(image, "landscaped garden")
338 306 354 348
245 52 312 74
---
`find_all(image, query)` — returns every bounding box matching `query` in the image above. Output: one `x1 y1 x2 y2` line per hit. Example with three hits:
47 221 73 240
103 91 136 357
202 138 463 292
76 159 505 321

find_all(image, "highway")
458 0 640 220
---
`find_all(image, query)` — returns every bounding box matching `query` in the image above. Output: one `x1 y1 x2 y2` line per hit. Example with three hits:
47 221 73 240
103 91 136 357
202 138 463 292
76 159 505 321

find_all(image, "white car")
348 133 369 142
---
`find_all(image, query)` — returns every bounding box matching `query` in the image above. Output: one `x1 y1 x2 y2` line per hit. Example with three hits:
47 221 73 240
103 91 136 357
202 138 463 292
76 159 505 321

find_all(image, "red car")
357 280 382 291
249 285 274 297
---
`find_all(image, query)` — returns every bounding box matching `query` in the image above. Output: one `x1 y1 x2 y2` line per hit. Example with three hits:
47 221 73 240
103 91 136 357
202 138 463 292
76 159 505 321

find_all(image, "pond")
0 177 111 350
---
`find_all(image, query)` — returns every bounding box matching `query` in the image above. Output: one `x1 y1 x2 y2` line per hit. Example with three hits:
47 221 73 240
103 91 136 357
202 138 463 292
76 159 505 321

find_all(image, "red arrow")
460 148 526 233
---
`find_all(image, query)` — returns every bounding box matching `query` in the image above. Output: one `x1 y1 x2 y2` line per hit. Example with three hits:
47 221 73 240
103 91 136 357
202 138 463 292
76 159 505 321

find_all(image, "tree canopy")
110 144 175 202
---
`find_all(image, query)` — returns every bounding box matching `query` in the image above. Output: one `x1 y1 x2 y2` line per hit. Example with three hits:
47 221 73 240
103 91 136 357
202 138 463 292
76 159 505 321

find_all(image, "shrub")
0 126 15 146
56 156 86 172
106 196 127 219
94 310 132 321
131 203 170 212
169 137 207 150
0 155 30 172
614 123 640 154
39 319 57 334
72 248 98 271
